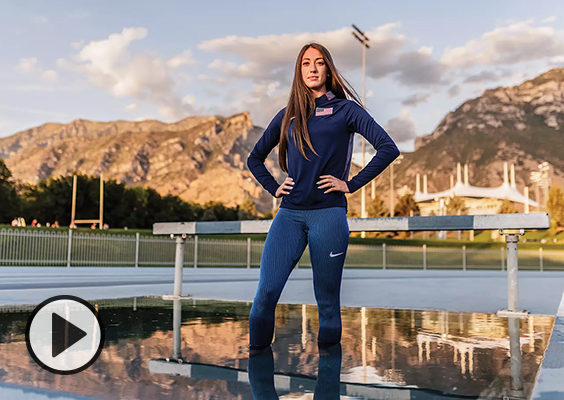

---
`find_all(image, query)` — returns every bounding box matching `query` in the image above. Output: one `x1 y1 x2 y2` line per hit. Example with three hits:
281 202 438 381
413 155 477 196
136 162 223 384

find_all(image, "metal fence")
1 227 563 270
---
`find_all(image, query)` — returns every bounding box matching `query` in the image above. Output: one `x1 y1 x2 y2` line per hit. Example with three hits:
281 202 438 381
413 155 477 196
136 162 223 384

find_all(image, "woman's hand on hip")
275 177 294 198
317 175 350 194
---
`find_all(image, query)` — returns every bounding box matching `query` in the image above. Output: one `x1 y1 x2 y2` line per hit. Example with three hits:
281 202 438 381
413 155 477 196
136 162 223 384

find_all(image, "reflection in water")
248 343 341 399
0 297 555 399
508 316 525 400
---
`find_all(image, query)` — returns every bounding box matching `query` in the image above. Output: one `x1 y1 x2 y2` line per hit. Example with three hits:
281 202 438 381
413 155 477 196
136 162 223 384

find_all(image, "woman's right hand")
275 177 294 198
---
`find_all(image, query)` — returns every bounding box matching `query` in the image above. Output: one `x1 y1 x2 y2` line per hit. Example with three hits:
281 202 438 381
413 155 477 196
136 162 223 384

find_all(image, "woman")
246 42 400 354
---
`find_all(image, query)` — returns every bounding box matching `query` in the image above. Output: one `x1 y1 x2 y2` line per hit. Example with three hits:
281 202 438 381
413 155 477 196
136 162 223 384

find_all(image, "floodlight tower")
352 24 370 237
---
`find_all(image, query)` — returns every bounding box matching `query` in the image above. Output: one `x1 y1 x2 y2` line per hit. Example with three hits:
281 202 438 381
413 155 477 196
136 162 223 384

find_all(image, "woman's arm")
246 108 286 197
344 101 400 194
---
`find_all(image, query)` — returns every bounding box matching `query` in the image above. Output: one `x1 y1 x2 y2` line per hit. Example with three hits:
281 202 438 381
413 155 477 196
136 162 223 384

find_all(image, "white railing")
1 227 563 270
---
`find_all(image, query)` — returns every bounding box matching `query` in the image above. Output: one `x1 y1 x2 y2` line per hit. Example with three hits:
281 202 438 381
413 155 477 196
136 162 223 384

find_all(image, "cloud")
41 70 58 83
71 40 85 50
199 24 412 86
17 58 40 74
61 27 198 120
543 16 557 23
125 103 139 110
401 92 431 107
549 55 564 67
167 50 198 68
16 58 58 84
441 20 564 68
393 47 448 87
462 68 514 84
182 94 196 106
195 82 289 127
448 85 462 97
384 109 417 142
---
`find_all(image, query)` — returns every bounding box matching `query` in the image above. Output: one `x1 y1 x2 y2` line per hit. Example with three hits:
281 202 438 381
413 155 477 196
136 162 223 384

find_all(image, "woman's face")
301 47 328 92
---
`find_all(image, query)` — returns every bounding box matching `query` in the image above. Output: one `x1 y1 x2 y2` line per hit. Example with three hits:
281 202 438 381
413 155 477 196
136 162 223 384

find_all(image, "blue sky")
2 0 564 155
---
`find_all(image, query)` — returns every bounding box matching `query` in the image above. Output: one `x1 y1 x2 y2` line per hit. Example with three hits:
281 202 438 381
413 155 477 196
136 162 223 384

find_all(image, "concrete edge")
531 290 564 399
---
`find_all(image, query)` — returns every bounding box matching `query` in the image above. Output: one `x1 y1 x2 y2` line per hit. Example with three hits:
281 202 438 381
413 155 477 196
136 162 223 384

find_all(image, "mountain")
0 113 287 214
3 68 563 216
388 68 564 198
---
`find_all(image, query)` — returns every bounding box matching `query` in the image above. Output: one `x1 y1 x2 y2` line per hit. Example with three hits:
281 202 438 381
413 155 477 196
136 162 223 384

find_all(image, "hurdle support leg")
163 234 192 301
497 229 528 318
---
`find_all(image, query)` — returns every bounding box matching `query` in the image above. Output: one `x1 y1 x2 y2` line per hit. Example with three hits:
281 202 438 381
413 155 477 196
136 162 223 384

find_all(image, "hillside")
390 69 564 197
0 113 286 214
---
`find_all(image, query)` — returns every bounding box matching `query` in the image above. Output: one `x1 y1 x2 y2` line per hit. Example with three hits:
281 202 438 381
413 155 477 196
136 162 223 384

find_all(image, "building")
413 162 539 216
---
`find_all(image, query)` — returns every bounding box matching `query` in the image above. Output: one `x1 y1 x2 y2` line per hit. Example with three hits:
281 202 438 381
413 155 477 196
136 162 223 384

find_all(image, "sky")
2 0 564 156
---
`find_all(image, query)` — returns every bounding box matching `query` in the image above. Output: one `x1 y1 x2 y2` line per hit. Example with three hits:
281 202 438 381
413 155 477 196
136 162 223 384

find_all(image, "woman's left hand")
317 175 350 194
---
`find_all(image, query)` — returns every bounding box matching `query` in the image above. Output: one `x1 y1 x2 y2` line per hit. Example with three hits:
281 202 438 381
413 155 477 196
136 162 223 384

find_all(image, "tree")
446 196 468 215
0 159 22 223
547 183 564 230
200 200 238 221
498 198 517 214
238 196 258 220
367 192 389 218
394 194 420 217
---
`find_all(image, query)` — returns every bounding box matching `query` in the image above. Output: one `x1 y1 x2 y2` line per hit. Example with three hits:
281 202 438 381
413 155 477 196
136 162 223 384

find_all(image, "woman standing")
247 42 400 354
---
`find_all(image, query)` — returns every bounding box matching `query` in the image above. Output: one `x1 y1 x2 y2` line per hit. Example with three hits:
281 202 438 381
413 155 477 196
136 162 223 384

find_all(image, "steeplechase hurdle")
153 213 550 317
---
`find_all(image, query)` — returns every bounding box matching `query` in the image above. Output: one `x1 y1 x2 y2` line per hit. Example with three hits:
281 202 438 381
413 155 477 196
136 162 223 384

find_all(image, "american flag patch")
315 107 333 116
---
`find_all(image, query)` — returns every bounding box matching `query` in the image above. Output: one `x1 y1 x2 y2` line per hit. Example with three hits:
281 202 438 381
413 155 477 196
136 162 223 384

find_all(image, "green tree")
394 194 420 217
200 200 238 221
238 196 258 220
0 159 22 223
446 196 468 215
19 174 204 229
367 192 389 217
547 183 564 230
498 198 517 214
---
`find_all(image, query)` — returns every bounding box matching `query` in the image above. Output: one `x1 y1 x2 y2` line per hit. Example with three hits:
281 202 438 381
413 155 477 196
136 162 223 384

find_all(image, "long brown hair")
278 42 363 173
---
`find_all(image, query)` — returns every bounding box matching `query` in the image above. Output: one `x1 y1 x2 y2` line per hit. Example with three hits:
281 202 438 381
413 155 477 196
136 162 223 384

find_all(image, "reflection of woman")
247 43 400 354
248 343 342 399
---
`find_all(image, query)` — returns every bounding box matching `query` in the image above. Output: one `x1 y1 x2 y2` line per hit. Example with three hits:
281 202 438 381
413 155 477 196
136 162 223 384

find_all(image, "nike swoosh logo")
329 252 344 257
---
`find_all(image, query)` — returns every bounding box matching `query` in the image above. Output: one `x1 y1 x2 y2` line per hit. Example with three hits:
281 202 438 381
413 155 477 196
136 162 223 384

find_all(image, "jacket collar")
314 90 335 107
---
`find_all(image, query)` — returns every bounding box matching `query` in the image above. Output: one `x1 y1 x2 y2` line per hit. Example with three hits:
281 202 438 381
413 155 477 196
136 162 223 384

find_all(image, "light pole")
389 155 403 217
352 24 370 238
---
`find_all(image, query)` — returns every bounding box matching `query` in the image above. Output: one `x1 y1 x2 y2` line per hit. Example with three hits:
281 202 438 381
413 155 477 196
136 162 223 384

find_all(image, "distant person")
90 223 97 229
11 218 18 227
246 42 399 355
18 217 26 227
103 223 109 230
53 221 60 228
31 219 38 227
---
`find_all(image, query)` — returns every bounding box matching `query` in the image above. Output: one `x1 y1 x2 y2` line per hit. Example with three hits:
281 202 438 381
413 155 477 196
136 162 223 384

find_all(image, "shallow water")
0 297 554 399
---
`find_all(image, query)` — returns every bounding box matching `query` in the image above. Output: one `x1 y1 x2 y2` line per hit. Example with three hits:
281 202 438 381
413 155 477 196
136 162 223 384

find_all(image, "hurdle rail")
153 213 550 317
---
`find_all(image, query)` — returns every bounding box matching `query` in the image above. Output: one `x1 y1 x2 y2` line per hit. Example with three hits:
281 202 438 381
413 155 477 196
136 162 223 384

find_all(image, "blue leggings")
249 207 349 347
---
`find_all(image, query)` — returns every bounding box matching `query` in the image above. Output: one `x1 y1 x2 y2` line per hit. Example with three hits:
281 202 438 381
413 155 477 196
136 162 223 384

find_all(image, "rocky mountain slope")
0 113 287 214
2 68 563 215
391 69 564 197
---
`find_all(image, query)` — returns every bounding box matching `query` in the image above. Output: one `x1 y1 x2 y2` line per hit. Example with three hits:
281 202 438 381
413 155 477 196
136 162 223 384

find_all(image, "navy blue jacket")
247 91 400 211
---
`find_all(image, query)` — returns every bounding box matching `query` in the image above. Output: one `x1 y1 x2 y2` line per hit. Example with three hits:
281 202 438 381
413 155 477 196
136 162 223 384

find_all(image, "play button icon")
26 295 105 375
51 312 87 358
